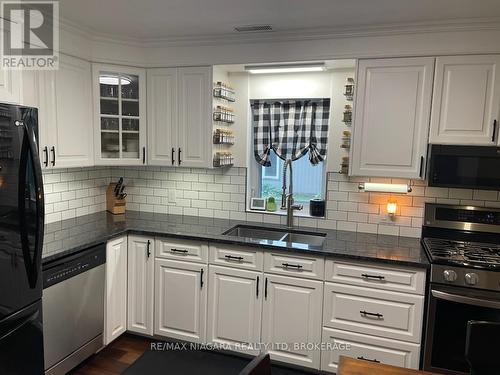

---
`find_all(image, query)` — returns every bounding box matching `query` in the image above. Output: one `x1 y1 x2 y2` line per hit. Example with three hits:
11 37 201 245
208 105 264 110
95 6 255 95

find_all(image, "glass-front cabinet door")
93 64 146 165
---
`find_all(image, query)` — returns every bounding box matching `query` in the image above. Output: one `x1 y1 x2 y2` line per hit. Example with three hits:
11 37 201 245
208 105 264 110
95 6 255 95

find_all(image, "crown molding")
59 15 500 50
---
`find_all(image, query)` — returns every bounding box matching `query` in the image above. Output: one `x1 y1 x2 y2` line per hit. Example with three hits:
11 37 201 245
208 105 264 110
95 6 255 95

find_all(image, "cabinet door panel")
207 266 262 354
127 236 154 336
177 67 212 168
155 259 207 343
430 55 500 145
52 55 93 167
261 274 323 369
105 236 127 345
351 57 434 178
0 66 21 104
147 68 177 165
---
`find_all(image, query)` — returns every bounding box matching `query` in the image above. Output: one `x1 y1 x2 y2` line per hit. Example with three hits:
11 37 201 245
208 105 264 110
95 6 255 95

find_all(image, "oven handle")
432 290 500 310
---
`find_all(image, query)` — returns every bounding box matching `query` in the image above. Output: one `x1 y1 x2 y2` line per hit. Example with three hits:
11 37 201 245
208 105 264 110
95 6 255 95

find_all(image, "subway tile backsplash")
43 166 500 238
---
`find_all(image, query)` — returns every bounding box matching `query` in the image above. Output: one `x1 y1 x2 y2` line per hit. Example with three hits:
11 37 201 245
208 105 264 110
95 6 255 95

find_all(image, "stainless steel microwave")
428 145 500 190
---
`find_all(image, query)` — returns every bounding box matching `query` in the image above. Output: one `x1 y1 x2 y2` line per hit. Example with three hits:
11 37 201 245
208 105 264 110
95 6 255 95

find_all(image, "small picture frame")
250 197 266 211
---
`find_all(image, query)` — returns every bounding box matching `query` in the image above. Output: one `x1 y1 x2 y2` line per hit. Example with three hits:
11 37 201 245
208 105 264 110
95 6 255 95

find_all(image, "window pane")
261 152 324 204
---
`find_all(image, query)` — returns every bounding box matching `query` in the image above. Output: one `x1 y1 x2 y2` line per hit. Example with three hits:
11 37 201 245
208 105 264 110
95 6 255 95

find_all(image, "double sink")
223 225 326 249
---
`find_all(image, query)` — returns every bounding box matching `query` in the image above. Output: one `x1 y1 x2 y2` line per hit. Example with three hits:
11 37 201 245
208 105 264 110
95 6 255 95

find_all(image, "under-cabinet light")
245 63 326 74
358 182 412 194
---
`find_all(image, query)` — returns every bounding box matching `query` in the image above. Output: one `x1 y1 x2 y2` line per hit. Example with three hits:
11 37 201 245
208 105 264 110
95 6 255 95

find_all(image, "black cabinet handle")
225 255 243 261
200 268 204 288
171 147 175 165
50 146 55 166
178 148 182 166
170 248 188 254
43 146 48 167
361 273 385 280
256 276 259 298
264 277 268 300
419 156 424 178
282 263 303 269
142 147 146 164
146 240 151 258
493 119 497 142
357 356 380 363
360 310 383 319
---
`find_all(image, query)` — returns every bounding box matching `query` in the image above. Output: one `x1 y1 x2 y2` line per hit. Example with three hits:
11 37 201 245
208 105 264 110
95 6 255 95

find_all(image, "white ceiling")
59 0 500 40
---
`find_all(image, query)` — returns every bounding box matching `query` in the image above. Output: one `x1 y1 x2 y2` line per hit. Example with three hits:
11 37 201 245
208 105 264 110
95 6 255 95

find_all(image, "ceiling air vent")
234 25 273 33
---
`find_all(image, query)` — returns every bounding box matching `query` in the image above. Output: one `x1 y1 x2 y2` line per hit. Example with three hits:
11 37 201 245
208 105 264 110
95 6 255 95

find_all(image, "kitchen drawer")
155 238 208 264
321 328 420 373
264 251 324 280
209 244 263 271
325 259 426 295
323 283 424 343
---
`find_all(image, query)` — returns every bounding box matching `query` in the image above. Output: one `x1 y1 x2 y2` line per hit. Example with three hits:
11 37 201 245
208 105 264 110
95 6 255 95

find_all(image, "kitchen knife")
118 184 125 196
114 177 123 197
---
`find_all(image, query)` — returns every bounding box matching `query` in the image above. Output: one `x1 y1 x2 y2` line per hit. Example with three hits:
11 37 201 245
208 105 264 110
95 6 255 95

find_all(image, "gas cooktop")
422 237 500 269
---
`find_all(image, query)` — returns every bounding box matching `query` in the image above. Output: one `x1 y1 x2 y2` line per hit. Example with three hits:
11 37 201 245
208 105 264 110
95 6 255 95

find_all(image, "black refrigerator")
0 104 44 374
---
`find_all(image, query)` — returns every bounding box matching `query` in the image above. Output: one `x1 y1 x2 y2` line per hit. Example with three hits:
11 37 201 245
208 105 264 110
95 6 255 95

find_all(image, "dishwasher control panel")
42 244 106 289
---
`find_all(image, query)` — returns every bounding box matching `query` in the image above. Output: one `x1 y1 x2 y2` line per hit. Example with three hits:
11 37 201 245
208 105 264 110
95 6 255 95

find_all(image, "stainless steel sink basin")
223 225 326 248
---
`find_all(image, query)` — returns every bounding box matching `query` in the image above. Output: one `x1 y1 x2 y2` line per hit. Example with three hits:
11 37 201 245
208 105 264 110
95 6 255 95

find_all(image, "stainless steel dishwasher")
42 244 106 375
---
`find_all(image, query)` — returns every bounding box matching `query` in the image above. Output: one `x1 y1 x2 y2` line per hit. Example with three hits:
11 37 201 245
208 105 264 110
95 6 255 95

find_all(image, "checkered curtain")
252 99 330 167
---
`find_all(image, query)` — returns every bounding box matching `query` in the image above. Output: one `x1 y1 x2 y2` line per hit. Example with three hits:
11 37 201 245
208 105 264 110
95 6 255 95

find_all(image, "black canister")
309 199 326 217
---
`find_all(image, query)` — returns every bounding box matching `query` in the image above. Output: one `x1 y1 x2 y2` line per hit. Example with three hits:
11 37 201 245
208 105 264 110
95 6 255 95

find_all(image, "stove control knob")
443 270 457 282
465 273 479 286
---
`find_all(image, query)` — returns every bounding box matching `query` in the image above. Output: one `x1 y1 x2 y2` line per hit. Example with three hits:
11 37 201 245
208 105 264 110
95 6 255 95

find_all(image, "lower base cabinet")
261 274 323 369
207 266 262 355
104 236 128 345
154 259 207 343
127 236 154 336
321 327 421 373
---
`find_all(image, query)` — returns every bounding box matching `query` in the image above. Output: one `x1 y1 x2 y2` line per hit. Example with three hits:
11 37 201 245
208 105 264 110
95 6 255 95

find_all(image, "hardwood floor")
70 334 151 375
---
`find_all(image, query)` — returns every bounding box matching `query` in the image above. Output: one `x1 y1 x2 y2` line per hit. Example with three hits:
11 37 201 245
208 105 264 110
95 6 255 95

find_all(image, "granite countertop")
42 210 430 268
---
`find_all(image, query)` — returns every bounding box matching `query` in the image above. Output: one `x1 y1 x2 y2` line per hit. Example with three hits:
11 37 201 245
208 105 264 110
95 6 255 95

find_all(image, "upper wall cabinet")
350 57 434 179
93 64 147 166
40 55 94 168
35 54 94 169
0 67 21 104
148 66 212 168
429 55 500 145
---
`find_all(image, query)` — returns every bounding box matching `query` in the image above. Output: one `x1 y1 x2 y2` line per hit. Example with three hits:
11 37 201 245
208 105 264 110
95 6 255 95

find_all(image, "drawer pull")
282 263 303 269
361 273 385 280
357 356 380 363
225 255 244 261
171 248 188 254
360 310 384 319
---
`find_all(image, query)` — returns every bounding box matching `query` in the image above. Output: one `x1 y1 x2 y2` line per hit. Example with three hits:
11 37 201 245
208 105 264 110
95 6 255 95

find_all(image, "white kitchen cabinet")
207 265 262 355
350 57 434 179
93 64 146 165
36 55 94 169
147 68 177 166
147 66 212 168
154 258 207 343
429 55 500 145
0 66 21 104
127 235 154 336
104 236 128 345
261 274 323 369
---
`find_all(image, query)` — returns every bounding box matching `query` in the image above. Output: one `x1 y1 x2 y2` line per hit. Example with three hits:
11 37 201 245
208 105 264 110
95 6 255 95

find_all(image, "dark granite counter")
42 211 430 268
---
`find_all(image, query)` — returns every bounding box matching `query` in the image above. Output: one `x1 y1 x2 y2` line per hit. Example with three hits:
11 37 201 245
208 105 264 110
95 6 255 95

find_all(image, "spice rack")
340 77 355 174
213 79 235 168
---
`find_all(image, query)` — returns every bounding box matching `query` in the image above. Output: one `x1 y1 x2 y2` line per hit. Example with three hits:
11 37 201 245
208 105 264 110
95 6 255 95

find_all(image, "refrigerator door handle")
17 110 44 289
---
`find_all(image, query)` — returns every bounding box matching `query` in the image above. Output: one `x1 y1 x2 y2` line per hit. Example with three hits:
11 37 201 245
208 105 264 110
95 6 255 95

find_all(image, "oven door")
423 285 500 374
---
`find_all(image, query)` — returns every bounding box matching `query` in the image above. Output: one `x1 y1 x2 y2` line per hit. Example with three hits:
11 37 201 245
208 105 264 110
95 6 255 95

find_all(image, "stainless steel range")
422 203 500 375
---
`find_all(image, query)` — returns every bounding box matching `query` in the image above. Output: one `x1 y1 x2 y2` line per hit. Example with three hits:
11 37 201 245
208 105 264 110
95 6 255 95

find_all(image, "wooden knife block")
106 183 126 215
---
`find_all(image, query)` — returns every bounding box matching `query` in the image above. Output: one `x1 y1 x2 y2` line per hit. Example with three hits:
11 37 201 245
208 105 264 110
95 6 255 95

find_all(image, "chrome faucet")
281 159 303 228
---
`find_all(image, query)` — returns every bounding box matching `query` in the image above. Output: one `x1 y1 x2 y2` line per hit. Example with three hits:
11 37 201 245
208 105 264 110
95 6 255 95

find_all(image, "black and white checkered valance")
251 99 330 166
